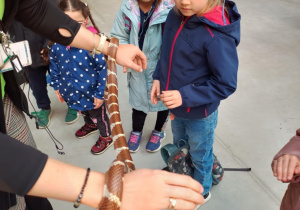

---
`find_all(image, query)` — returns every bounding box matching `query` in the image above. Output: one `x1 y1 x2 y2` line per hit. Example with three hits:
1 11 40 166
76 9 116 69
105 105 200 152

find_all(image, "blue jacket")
153 1 241 119
111 0 174 114
49 38 107 111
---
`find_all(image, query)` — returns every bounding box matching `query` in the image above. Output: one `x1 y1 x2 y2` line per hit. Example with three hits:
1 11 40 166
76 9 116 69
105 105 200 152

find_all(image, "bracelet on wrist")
74 168 90 208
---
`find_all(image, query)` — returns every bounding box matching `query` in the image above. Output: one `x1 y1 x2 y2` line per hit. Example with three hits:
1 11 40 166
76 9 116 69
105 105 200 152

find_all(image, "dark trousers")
132 108 170 132
27 65 51 110
82 104 111 137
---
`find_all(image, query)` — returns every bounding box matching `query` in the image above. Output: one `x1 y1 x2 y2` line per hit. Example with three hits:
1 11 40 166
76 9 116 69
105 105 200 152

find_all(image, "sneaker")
195 192 211 209
75 123 98 138
65 107 79 124
146 130 165 152
127 131 143 153
91 136 113 155
31 109 52 129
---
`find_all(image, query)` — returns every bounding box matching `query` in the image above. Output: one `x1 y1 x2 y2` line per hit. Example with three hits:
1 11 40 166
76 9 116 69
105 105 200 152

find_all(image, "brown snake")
98 37 135 209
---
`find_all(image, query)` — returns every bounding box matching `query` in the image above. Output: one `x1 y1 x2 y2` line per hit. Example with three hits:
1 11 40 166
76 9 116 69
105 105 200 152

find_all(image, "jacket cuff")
179 88 188 107
95 92 104 100
273 129 300 160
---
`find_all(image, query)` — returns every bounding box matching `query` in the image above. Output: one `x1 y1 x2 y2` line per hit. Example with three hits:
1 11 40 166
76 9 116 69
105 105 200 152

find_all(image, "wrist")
93 34 110 56
81 171 104 208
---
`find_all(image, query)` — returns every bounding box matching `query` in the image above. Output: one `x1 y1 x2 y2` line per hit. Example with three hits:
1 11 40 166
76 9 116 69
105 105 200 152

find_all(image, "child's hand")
150 80 161 105
94 98 104 109
170 113 175 120
272 154 300 182
40 49 50 65
55 90 64 103
160 90 182 109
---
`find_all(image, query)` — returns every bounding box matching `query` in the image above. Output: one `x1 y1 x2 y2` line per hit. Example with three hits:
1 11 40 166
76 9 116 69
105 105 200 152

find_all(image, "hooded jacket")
111 0 174 114
272 128 300 210
153 0 241 119
49 27 107 111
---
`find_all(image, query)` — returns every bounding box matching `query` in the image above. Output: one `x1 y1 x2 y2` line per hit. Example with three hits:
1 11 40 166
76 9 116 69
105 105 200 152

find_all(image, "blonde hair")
174 0 227 17
200 0 223 16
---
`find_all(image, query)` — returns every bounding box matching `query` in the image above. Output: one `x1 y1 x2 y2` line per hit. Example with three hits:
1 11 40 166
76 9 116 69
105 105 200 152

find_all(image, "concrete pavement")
25 0 300 209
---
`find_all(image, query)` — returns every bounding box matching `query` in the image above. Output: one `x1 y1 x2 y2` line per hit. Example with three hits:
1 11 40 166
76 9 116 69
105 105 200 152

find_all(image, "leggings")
81 104 111 137
132 108 169 132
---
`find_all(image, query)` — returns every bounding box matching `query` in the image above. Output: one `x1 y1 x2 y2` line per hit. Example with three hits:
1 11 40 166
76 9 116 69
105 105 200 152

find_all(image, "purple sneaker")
146 130 165 153
127 131 143 153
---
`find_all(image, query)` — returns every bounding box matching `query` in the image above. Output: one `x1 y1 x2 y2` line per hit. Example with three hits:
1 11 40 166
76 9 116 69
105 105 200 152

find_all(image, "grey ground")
24 0 300 209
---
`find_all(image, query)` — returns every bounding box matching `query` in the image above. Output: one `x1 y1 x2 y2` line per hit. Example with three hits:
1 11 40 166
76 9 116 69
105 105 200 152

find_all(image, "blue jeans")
171 110 218 195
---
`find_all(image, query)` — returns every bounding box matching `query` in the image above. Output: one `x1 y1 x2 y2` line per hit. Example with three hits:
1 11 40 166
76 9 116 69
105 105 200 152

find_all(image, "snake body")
99 37 135 209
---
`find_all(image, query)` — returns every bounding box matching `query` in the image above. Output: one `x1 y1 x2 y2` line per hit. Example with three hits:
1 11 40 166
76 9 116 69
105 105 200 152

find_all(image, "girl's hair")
174 0 228 18
156 0 163 8
42 0 100 65
200 0 224 16
57 0 101 33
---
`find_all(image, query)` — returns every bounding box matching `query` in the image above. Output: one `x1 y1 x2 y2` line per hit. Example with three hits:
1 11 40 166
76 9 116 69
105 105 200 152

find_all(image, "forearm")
67 26 109 55
27 158 104 208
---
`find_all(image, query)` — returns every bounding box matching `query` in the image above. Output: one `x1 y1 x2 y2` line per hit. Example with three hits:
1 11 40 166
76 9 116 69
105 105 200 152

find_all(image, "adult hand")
94 98 104 109
121 169 204 210
150 80 161 105
160 90 182 109
55 90 64 103
272 154 300 182
116 44 147 73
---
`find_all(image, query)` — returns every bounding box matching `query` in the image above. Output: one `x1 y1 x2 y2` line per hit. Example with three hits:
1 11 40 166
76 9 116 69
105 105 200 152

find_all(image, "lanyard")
0 0 4 21
0 0 5 100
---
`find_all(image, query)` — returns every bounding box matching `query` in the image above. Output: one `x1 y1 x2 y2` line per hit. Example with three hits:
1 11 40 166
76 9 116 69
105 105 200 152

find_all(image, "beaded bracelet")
74 168 90 208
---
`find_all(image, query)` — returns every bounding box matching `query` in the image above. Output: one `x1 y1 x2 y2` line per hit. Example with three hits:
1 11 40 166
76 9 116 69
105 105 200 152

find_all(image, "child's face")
174 0 208 17
65 11 88 26
139 0 156 3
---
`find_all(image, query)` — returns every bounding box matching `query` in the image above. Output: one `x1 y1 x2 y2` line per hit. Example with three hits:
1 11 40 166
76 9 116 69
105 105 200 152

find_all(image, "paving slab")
24 0 300 209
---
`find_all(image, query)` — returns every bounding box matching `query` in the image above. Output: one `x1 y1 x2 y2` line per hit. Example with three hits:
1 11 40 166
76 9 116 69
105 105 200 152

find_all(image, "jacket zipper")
165 16 191 113
165 16 190 91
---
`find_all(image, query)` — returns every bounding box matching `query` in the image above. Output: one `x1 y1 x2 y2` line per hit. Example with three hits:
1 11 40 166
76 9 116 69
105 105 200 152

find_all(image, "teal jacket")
111 0 174 114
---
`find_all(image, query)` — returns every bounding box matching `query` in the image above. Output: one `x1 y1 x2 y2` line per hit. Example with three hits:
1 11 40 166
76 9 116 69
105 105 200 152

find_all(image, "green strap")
0 74 4 99
0 0 5 99
0 0 4 21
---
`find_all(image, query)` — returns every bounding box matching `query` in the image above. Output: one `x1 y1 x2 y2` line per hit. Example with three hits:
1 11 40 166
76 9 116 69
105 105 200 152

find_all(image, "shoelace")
149 134 160 144
129 134 139 143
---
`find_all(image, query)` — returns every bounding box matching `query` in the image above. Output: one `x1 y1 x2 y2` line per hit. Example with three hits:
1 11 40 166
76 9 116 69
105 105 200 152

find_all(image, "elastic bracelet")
96 33 107 54
46 45 51 50
89 33 96 58
74 168 90 208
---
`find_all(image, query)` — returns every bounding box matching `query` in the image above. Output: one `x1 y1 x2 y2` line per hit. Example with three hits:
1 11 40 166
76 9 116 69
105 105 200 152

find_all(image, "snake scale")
98 37 135 209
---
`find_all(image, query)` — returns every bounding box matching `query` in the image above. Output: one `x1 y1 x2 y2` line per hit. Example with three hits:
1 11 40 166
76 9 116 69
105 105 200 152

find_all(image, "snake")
98 37 135 209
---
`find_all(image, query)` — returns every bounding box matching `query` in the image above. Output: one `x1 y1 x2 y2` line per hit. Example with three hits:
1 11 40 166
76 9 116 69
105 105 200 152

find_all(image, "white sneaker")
195 192 211 209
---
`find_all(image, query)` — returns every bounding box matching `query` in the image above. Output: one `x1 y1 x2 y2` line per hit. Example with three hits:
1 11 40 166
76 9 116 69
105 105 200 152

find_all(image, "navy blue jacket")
153 1 241 119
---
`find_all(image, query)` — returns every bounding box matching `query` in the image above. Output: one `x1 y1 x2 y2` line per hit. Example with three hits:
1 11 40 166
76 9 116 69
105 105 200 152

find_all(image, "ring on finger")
168 197 176 210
